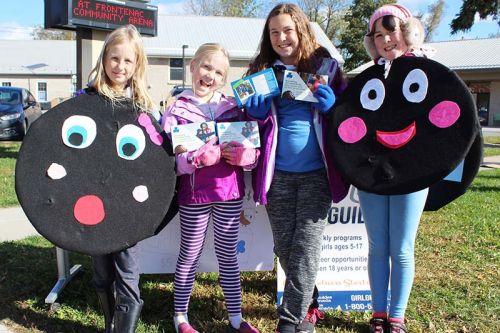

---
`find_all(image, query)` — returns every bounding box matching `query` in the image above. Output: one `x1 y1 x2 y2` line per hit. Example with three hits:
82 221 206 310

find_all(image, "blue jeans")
358 188 428 319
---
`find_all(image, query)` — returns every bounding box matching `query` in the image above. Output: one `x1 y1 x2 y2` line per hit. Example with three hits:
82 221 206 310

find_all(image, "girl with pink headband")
364 3 435 78
360 4 427 333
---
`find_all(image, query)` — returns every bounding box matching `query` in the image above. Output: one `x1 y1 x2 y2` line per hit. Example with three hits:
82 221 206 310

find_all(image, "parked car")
0 87 42 140
170 85 191 97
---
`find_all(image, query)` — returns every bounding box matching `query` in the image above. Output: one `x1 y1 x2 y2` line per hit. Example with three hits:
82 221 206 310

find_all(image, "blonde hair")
246 3 328 75
190 43 230 86
88 24 155 112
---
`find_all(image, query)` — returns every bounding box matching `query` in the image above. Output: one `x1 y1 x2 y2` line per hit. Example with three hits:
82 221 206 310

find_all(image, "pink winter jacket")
161 91 251 205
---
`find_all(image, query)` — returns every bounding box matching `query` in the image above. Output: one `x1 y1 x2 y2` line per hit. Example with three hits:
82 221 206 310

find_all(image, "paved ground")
0 206 39 242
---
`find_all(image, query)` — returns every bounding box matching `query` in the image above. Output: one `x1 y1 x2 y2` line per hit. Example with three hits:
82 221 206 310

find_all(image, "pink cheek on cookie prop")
338 117 367 144
428 101 460 129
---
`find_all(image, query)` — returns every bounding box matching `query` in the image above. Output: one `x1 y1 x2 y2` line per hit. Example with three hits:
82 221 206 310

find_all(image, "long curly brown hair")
246 3 330 76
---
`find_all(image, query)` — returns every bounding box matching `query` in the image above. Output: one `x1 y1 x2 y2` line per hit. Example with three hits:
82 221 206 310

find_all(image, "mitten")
222 141 260 168
191 137 221 167
244 94 271 120
313 84 336 113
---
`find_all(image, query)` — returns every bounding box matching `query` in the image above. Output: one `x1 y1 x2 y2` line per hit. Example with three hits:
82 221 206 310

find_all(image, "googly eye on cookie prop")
330 56 482 209
15 93 178 255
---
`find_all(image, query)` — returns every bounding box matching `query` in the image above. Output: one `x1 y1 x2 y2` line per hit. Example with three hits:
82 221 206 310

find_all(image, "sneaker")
369 317 387 333
228 321 260 333
177 322 199 333
296 307 325 333
275 319 297 333
388 321 407 333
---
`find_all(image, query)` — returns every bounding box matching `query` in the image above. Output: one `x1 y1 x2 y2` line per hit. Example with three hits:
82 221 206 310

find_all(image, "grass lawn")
0 142 21 207
0 138 499 332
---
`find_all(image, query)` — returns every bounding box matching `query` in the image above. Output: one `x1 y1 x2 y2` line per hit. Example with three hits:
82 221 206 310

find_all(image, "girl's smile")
373 18 408 61
191 53 227 102
269 14 299 65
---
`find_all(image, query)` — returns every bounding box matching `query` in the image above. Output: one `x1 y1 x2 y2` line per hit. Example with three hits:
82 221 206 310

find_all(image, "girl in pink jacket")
161 43 260 333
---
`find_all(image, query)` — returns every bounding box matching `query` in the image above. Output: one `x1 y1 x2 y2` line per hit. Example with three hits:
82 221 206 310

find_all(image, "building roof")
143 15 344 63
0 15 343 75
0 40 76 75
349 37 500 75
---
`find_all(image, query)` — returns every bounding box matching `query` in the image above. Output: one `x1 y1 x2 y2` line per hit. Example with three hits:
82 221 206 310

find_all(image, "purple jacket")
162 91 248 205
252 59 350 205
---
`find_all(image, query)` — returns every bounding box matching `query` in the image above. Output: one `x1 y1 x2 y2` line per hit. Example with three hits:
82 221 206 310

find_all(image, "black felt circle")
15 94 177 255
330 56 481 196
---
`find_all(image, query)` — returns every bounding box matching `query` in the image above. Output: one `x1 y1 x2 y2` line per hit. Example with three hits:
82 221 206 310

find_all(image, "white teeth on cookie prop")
15 93 178 255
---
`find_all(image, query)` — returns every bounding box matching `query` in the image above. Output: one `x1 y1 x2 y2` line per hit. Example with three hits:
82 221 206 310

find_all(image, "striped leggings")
174 199 243 315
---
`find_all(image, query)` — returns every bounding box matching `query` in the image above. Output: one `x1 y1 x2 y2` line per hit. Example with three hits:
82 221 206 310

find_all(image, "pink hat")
368 4 412 32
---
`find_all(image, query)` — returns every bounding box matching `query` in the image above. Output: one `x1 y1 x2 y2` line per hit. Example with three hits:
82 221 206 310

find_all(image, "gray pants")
92 243 141 303
267 169 331 324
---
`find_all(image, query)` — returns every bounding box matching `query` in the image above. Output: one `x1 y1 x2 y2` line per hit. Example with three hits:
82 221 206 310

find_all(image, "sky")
0 0 498 42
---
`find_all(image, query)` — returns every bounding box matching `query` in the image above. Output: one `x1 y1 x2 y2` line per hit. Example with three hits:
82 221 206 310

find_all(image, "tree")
450 0 499 34
183 0 268 17
299 0 323 22
31 25 75 40
299 0 349 45
338 0 392 71
421 0 445 42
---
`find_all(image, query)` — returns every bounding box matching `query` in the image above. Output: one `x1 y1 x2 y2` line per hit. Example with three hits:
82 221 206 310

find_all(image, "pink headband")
368 4 412 32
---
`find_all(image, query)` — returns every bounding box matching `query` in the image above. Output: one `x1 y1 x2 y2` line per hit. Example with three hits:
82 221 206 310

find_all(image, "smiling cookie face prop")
330 56 481 205
15 93 177 255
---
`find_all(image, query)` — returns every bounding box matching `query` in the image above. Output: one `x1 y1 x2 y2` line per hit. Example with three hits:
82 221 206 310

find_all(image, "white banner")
138 172 274 273
277 186 372 311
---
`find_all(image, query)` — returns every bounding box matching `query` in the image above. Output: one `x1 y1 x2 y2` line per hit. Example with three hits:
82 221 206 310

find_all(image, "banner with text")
277 186 372 311
138 172 274 273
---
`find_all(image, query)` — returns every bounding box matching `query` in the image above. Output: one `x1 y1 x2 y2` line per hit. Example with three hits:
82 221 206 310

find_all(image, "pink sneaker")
177 322 199 333
296 307 325 333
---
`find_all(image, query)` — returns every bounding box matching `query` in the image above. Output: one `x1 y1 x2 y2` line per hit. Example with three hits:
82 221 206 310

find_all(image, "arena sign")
45 0 158 36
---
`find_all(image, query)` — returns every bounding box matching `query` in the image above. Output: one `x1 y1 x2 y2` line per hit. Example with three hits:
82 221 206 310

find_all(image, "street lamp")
182 45 188 88
22 63 48 92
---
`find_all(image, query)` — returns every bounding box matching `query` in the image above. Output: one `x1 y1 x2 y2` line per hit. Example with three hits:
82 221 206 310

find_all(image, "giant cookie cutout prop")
330 56 481 209
15 93 177 255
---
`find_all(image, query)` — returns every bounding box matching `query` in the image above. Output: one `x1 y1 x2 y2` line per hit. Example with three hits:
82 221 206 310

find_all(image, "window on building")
2 82 11 87
170 58 184 81
38 82 47 101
